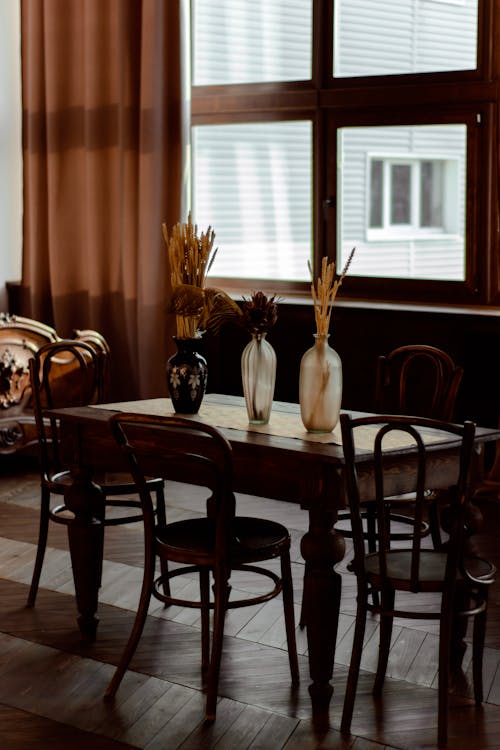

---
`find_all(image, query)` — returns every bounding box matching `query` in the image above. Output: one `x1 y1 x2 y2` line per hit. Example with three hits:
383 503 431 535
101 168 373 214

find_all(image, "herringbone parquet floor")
2 457 500 749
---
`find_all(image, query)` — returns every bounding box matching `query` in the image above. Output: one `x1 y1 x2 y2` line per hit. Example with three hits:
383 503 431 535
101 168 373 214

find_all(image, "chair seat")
365 549 495 591
48 469 164 495
46 470 164 528
157 515 290 565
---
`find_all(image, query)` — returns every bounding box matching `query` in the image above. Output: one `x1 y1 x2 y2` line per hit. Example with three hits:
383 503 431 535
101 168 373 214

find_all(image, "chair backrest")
110 412 235 552
374 345 464 421
29 339 106 475
71 329 111 400
340 412 476 591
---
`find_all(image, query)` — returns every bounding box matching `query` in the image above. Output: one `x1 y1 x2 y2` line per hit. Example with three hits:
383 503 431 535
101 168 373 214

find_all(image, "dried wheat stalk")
308 248 355 336
162 213 218 337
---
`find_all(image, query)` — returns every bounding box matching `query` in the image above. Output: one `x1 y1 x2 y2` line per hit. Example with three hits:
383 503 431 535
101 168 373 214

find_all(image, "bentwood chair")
374 344 464 423
27 340 165 607
104 413 299 721
340 412 495 747
375 344 465 548
336 345 464 552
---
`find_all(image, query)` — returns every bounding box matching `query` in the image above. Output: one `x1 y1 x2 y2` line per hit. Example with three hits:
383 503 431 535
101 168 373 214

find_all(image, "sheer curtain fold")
21 0 185 399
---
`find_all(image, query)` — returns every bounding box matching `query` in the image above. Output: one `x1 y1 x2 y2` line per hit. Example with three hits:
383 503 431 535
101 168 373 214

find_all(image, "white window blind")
334 0 478 78
192 0 312 85
192 121 313 282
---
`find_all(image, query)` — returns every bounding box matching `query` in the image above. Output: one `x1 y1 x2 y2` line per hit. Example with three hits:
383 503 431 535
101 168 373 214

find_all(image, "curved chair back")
374 344 464 421
340 412 476 591
71 328 111 400
29 339 106 476
110 412 235 555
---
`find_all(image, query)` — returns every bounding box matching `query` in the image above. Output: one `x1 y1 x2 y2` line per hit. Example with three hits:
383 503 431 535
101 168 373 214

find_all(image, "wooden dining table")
48 392 500 724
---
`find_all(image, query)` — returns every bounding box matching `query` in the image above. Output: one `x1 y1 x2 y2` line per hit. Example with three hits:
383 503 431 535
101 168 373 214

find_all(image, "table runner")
95 398 341 443
94 398 448 452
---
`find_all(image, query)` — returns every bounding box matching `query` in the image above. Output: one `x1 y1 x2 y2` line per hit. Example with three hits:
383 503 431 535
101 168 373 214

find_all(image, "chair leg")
104 538 156 700
428 491 443 550
365 504 381 610
159 559 171 600
341 596 368 734
280 548 300 685
473 609 487 705
373 586 395 696
200 568 211 678
155 487 170 599
472 592 488 706
366 502 377 553
27 486 51 607
437 604 453 746
205 564 230 722
298 593 307 629
155 485 167 529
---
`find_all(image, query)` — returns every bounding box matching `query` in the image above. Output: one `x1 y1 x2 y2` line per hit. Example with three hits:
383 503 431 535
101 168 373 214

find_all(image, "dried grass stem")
162 213 216 292
308 248 355 336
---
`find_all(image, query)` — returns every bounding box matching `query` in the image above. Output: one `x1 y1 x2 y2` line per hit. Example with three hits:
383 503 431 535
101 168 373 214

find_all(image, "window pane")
192 121 312 281
421 160 444 226
193 0 312 85
334 0 478 78
370 160 383 227
338 124 466 280
391 165 411 224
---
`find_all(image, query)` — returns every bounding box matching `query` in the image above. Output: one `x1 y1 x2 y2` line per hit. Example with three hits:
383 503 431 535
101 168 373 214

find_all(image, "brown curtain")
20 0 186 399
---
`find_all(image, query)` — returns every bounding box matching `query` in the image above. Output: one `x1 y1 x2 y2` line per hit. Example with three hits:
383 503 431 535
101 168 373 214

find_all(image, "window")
191 0 498 305
368 156 450 234
192 121 312 281
192 0 312 85
333 0 478 77
337 124 465 281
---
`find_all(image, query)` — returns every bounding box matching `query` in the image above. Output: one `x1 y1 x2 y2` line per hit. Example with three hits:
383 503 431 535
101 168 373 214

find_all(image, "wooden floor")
2 458 500 749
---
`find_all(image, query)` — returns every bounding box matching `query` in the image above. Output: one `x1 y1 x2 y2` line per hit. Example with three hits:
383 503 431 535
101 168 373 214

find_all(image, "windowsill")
275 295 500 317
365 231 459 242
223 283 500 317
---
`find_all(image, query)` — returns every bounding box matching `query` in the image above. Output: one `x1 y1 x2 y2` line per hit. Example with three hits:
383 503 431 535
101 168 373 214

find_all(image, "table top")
48 393 500 506
51 391 500 457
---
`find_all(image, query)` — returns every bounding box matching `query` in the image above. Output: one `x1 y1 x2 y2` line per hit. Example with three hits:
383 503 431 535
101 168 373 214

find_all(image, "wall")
0 2 22 311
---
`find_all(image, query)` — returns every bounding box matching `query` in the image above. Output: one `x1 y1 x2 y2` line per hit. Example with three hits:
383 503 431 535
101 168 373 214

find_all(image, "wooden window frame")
190 0 500 306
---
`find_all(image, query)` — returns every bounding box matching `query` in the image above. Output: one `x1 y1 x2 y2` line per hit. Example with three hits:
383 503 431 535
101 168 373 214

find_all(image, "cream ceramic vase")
299 333 342 433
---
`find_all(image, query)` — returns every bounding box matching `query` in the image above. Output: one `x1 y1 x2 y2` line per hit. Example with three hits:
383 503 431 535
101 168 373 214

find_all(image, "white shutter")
193 0 312 85
334 0 478 77
192 121 313 282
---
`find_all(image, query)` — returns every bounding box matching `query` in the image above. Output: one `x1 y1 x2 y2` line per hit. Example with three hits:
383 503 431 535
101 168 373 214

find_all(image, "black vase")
166 337 208 414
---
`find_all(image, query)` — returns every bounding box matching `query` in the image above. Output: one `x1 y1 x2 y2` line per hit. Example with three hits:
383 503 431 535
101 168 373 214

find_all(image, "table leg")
300 507 345 726
64 469 105 641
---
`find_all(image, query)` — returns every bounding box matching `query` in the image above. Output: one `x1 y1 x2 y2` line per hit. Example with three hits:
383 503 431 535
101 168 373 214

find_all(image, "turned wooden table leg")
300 507 345 726
64 468 105 641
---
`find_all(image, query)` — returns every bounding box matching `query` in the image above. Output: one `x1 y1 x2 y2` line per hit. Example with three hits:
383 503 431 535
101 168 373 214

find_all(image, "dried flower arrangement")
307 248 356 336
240 291 279 336
162 214 241 338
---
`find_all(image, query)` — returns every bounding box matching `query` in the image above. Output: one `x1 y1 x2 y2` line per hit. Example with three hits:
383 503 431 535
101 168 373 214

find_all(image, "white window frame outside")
365 153 461 242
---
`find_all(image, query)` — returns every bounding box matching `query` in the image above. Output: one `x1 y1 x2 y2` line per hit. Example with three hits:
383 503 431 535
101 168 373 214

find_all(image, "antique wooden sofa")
0 313 108 455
